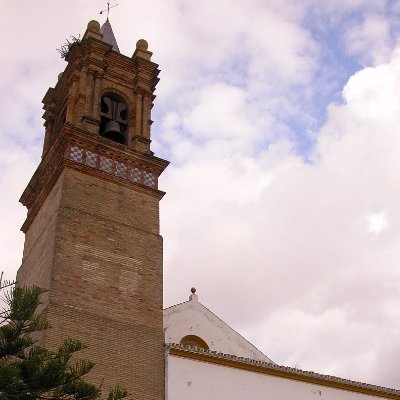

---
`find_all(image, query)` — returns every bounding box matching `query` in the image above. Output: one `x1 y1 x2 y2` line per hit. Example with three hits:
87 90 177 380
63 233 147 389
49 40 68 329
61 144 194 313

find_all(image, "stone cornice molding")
20 123 168 232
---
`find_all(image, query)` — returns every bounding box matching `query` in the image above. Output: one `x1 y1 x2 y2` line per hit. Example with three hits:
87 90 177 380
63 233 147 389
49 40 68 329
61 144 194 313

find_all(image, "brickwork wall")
44 300 164 400
22 172 63 261
60 169 160 235
17 173 65 307
18 168 164 400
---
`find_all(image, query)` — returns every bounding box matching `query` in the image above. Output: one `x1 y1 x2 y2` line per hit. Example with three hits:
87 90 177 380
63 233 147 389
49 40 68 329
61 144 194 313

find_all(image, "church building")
16 19 400 400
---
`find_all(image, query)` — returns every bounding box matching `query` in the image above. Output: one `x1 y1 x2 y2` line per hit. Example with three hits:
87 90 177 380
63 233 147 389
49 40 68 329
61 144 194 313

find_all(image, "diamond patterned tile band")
130 166 141 183
68 143 156 189
115 161 127 178
100 156 113 173
86 150 98 167
70 146 83 162
144 171 155 187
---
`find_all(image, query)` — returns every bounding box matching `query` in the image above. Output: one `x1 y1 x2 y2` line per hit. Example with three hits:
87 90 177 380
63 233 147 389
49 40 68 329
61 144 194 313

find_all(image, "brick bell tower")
16 20 168 399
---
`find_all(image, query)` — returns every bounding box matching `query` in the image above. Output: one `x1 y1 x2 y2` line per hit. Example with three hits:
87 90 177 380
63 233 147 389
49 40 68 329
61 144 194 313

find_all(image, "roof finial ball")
87 20 100 32
136 39 148 50
133 39 152 61
189 287 198 302
83 20 102 41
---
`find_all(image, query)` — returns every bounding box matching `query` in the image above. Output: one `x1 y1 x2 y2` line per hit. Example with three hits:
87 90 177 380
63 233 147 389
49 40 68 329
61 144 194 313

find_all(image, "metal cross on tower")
100 1 119 20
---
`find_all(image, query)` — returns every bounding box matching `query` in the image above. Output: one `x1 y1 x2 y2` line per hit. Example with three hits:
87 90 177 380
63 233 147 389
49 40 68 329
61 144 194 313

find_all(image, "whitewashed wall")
167 355 385 400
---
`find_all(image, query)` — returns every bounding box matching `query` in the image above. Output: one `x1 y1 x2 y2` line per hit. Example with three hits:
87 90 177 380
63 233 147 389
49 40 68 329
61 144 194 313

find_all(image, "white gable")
163 292 273 363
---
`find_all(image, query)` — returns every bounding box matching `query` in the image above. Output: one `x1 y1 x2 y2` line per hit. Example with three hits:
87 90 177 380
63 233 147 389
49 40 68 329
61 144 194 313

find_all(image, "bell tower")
17 20 168 399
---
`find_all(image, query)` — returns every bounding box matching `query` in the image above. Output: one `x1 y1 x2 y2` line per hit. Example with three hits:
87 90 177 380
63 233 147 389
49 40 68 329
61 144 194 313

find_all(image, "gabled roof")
163 291 273 363
100 19 120 52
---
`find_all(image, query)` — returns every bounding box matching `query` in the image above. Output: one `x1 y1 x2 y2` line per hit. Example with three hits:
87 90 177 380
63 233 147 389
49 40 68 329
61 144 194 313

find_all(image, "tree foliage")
0 285 128 400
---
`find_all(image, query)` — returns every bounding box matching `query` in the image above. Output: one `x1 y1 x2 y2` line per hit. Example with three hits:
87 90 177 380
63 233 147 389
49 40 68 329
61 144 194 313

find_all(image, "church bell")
102 120 125 144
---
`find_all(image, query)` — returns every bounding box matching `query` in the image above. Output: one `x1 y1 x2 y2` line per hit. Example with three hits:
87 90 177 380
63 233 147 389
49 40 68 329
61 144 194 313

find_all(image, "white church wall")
164 296 271 362
167 355 385 400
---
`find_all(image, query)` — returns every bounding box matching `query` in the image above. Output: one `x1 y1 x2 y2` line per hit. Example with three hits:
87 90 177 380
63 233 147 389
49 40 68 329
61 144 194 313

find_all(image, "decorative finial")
87 20 100 32
83 20 102 41
136 39 148 51
189 287 198 302
100 1 119 20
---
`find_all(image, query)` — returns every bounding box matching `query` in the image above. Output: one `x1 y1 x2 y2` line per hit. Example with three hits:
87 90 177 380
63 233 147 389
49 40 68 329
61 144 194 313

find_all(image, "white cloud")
162 45 400 386
367 212 388 233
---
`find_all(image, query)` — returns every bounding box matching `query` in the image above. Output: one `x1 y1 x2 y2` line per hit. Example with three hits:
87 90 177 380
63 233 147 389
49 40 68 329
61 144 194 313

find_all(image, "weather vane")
100 1 119 20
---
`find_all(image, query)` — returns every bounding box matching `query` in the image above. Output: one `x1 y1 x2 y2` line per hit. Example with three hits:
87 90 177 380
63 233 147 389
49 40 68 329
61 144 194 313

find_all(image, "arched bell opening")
180 335 209 350
99 93 128 144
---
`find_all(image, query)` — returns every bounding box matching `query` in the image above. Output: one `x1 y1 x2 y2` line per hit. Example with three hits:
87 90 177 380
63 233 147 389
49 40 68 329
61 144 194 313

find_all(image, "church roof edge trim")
166 343 400 399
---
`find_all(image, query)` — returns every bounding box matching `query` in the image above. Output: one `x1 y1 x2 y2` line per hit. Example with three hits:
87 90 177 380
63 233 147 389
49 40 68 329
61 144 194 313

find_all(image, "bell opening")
99 93 128 145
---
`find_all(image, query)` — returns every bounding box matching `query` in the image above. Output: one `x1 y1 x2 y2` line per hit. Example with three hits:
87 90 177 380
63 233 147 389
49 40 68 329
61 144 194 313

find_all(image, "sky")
1 0 400 390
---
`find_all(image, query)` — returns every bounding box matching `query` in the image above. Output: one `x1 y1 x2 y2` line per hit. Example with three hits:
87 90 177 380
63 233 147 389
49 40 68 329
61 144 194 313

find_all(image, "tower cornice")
20 123 169 233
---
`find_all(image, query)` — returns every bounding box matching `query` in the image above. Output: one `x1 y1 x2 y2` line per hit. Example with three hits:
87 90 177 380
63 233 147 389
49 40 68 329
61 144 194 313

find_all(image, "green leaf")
107 385 129 400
